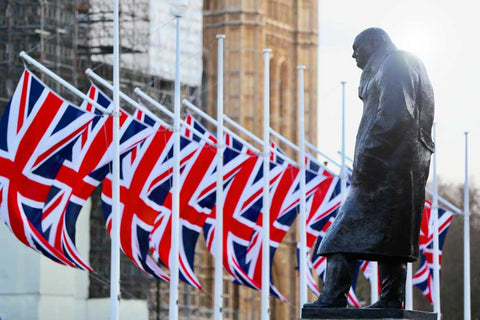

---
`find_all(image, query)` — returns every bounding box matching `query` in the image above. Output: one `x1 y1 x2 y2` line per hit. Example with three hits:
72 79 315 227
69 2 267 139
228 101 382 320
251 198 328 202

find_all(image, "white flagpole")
297 65 308 312
182 99 297 166
261 49 271 320
405 263 413 310
432 123 441 318
19 52 110 114
182 100 262 154
340 81 347 202
169 13 182 320
214 34 225 320
110 0 121 317
370 262 379 303
269 128 336 177
464 132 471 320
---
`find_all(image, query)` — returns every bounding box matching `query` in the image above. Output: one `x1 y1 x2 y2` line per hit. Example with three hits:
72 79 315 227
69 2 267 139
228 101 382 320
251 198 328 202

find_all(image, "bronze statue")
305 28 435 309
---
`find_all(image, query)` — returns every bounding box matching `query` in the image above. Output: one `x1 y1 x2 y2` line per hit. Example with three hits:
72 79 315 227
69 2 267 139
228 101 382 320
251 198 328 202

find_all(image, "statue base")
298 307 436 320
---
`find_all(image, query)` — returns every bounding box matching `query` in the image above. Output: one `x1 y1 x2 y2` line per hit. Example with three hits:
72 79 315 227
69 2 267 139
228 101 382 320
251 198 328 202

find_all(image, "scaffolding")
88 0 149 72
0 0 89 104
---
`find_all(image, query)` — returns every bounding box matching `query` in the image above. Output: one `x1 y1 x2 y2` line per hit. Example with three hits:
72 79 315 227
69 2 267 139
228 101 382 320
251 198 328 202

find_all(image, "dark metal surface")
300 307 437 319
318 28 435 262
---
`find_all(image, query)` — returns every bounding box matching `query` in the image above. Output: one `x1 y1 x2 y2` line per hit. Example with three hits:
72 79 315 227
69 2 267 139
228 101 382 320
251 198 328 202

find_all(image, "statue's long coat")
318 49 435 262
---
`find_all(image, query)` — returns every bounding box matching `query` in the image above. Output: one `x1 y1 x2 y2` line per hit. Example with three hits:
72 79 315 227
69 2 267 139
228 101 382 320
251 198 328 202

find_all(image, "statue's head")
352 28 396 70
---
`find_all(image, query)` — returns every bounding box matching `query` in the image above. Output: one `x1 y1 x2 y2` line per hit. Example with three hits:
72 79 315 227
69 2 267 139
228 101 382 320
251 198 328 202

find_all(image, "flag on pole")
0 69 95 266
101 109 183 282
413 201 453 304
247 149 329 300
202 133 289 298
149 114 219 288
41 85 154 271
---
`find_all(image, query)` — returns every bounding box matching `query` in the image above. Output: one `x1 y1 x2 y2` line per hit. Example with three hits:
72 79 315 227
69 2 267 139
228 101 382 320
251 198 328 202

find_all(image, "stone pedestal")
297 307 436 320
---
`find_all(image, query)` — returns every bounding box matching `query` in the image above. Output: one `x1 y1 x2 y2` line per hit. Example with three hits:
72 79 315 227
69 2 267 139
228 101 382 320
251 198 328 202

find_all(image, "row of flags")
0 69 453 306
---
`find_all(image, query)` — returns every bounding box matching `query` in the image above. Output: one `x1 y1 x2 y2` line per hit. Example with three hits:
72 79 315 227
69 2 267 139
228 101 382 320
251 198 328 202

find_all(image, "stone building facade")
200 0 319 319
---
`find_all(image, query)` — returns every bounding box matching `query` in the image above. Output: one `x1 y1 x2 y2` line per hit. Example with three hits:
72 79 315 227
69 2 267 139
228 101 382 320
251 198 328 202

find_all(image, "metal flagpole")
432 123 441 318
169 13 182 320
133 88 213 145
18 52 109 114
405 263 413 310
214 34 225 320
110 0 121 317
85 69 171 129
464 132 471 320
340 81 347 202
370 262 379 303
298 65 308 312
261 49 271 320
269 129 336 177
182 99 297 166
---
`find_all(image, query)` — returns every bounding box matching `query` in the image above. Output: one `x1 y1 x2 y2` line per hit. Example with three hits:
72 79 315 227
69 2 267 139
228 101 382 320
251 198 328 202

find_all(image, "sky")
317 0 480 185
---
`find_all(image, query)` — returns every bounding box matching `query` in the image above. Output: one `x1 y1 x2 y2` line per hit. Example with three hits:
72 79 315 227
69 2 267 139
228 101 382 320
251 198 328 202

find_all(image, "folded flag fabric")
0 69 95 267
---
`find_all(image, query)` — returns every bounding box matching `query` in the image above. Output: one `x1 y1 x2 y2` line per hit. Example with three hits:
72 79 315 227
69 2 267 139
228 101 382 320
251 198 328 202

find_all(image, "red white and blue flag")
246 150 330 300
202 134 290 298
0 69 95 266
201 134 254 254
149 114 220 288
413 200 453 304
41 85 154 271
101 108 184 282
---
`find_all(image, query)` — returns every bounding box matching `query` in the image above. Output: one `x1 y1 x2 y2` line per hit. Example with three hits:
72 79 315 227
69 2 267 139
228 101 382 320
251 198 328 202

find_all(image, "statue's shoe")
364 299 402 309
303 295 347 308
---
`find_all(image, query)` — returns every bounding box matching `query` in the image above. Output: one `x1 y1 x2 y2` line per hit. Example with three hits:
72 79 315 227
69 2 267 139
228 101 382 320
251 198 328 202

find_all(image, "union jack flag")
101 108 193 282
149 114 220 288
413 201 453 304
204 137 294 299
246 150 330 300
0 69 95 266
41 85 155 271
201 133 254 256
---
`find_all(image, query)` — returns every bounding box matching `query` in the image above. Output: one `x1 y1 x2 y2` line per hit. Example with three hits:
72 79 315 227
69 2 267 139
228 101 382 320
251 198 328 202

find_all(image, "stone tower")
202 1 318 319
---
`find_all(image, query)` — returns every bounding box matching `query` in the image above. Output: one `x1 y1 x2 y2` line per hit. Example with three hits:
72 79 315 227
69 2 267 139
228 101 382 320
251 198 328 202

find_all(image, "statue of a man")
305 28 435 309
